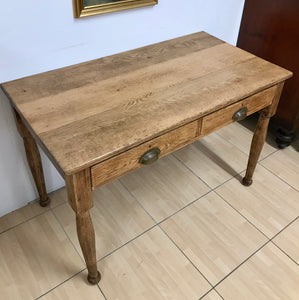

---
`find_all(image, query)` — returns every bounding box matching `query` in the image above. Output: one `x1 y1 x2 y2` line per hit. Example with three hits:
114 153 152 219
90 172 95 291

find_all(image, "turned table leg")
66 169 101 284
242 82 284 186
14 110 50 206
242 107 271 186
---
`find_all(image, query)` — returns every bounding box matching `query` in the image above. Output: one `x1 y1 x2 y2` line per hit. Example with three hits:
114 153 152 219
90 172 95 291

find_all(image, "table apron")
91 85 277 190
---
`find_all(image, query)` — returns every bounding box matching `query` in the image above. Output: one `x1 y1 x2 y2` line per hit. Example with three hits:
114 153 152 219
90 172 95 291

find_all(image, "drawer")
201 85 277 136
91 119 201 189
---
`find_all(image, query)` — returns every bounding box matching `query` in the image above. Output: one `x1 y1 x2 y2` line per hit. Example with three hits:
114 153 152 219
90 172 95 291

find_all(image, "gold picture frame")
73 0 158 18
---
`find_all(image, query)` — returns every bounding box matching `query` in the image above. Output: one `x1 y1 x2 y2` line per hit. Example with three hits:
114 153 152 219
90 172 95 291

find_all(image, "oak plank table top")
1 31 292 284
1 31 291 176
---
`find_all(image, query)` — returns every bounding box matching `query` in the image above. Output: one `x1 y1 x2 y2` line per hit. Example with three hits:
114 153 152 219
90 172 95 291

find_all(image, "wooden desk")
1 32 292 284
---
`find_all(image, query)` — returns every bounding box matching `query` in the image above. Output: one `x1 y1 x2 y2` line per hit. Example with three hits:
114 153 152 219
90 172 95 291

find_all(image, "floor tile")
161 192 267 285
0 187 66 234
216 121 276 159
260 137 299 191
39 272 105 300
174 133 249 188
0 211 84 300
201 290 223 300
273 218 299 264
0 201 49 234
120 155 210 222
216 165 299 238
216 243 299 300
53 180 155 260
98 226 211 300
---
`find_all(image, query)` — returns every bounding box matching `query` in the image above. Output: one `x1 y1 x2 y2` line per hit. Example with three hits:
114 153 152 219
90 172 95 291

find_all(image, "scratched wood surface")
1 32 292 175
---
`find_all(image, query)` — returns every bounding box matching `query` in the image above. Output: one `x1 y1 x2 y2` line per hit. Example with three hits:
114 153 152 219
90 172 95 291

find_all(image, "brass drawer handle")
139 148 161 165
232 107 248 121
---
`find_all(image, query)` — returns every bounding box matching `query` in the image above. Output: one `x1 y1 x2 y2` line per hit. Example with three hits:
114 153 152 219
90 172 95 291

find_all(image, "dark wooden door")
237 0 299 147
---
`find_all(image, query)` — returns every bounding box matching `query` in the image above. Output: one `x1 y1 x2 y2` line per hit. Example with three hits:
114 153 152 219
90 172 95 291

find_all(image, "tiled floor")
0 119 298 300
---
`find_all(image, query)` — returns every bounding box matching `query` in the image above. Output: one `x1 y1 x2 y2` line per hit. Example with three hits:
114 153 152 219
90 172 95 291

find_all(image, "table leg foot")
88 271 101 284
40 196 51 207
242 177 253 186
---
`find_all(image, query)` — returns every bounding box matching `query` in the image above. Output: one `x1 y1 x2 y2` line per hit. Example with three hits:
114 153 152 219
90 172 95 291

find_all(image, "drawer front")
91 120 201 189
201 86 277 136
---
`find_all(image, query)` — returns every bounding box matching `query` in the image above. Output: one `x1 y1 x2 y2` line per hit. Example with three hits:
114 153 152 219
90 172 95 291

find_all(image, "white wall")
0 0 245 216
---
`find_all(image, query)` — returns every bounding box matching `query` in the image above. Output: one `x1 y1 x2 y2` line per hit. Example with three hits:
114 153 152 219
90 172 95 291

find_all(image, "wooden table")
1 32 292 284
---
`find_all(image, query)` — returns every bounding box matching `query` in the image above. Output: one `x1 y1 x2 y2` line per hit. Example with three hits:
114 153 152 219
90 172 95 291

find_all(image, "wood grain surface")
201 85 277 136
14 110 50 206
1 32 292 174
91 120 200 189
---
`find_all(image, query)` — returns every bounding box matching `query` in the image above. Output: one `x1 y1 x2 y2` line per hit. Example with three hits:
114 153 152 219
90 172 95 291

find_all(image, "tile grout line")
156 165 249 225
36 202 157 300
156 190 213 225
94 213 299 298
212 239 272 291
45 208 112 299
173 151 248 191
36 181 157 300
257 148 279 163
33 268 87 300
198 287 225 300
269 216 299 266
119 161 216 225
52 141 298 297
212 215 299 291
0 200 95 300
119 169 241 231
172 153 214 190
119 179 157 223
215 185 299 251
158 223 214 290
164 154 299 292
196 287 214 300
269 216 299 240
204 146 299 262
0 206 50 235
0 195 68 236
97 284 108 300
50 209 86 264
271 240 299 266
173 129 294 201
47 201 66 212
96 224 158 263
120 178 218 295
83 199 296 299
214 189 271 240
120 179 220 296
118 145 280 294
214 288 225 300
50 182 157 267
258 163 299 192
34 206 110 299
214 127 279 163
213 164 299 242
